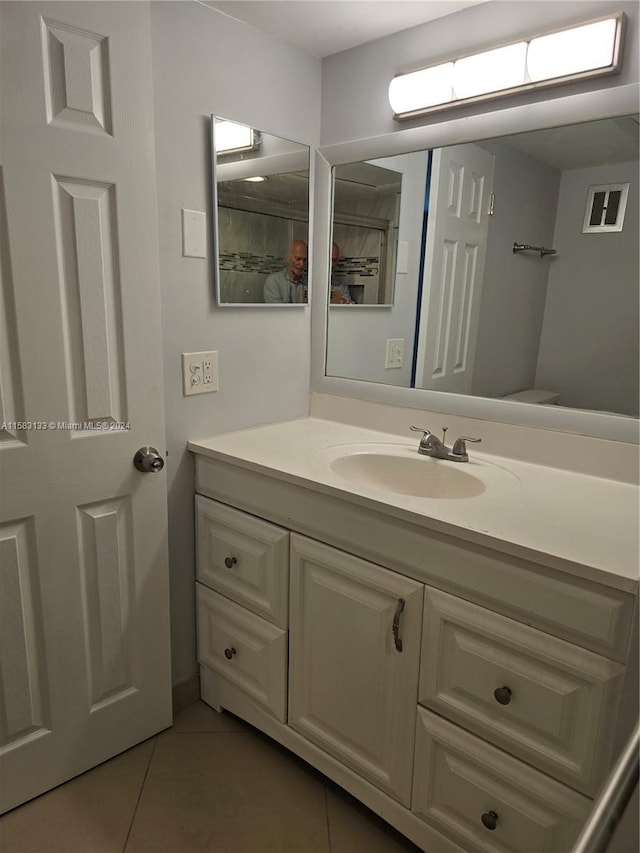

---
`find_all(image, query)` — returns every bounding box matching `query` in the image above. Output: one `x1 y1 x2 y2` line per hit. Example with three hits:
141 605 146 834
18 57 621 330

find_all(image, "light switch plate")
396 241 409 274
181 209 206 258
385 338 404 369
182 351 218 395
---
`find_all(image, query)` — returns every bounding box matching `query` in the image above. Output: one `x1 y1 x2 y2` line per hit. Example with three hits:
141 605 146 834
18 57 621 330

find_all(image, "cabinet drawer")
412 708 591 853
196 495 289 628
419 587 623 795
197 583 287 722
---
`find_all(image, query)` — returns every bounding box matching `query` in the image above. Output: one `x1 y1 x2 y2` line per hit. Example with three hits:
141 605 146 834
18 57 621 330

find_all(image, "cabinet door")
288 534 423 806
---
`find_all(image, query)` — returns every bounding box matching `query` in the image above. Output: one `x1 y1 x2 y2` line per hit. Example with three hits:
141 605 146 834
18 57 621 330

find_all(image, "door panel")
415 144 494 393
0 1 171 813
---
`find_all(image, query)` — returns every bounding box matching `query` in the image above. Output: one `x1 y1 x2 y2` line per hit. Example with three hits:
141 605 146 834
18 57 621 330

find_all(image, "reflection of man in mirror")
264 240 308 303
330 242 354 304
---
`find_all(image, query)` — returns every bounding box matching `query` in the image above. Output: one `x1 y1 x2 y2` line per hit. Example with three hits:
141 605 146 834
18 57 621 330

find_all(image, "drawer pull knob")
494 686 512 705
392 598 405 652
481 810 499 831
224 647 236 660
224 556 237 568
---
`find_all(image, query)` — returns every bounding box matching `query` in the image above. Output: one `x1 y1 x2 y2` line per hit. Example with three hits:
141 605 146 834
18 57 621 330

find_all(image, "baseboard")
171 671 201 716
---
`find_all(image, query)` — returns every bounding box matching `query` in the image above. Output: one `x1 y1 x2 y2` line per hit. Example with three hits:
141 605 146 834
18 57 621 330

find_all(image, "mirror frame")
311 82 640 444
211 115 313 307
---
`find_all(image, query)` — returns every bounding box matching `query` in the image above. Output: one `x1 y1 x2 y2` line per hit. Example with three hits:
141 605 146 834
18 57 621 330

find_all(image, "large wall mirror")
211 117 310 305
326 114 639 422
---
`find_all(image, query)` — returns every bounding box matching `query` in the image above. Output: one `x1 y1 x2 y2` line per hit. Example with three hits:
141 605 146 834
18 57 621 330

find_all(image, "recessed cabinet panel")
412 708 591 853
196 495 289 628
419 587 624 795
197 583 287 722
288 534 423 806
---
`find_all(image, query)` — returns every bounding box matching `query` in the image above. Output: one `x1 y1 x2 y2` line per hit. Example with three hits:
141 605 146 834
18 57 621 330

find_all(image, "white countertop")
188 417 639 592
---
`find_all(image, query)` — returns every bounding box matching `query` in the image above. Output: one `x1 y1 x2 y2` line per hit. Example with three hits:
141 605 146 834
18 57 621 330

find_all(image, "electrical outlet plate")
182 351 218 395
385 338 404 369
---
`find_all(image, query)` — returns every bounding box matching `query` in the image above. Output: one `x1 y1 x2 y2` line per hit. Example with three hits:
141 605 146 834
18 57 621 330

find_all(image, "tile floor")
0 701 423 853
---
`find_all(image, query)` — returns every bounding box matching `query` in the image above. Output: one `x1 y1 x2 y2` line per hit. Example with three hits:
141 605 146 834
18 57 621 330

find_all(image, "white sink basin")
330 452 487 498
314 443 519 500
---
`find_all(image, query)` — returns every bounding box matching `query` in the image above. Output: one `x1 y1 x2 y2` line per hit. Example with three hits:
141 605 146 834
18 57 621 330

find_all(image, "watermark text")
2 421 131 431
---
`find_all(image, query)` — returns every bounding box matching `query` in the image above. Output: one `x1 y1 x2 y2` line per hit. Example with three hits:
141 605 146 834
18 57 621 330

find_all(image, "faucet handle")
410 425 432 437
452 436 482 456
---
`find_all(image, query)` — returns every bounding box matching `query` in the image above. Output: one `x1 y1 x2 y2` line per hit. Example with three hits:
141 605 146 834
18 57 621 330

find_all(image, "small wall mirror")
326 115 639 419
331 160 402 305
212 117 311 305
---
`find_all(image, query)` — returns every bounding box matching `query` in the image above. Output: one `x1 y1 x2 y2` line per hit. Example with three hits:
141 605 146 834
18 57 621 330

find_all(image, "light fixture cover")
527 18 618 82
389 62 454 114
389 12 625 120
215 120 260 155
453 42 527 99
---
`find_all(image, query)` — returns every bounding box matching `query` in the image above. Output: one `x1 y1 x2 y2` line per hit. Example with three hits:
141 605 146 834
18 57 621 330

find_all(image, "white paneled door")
415 144 494 393
0 2 172 813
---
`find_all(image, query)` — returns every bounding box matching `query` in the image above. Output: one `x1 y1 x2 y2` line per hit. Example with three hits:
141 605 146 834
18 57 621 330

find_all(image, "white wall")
321 1 640 145
472 140 560 398
153 0 638 686
150 2 321 685
536 160 639 415
325 151 428 385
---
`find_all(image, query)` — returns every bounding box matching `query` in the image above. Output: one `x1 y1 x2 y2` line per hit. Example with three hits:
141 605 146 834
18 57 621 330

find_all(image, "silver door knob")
133 446 164 473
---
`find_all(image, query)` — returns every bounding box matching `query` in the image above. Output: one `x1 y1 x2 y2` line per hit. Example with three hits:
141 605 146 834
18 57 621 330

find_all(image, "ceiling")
501 115 640 171
200 0 485 58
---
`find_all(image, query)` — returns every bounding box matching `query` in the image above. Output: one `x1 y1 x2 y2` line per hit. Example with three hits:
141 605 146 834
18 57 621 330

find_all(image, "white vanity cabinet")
191 445 637 853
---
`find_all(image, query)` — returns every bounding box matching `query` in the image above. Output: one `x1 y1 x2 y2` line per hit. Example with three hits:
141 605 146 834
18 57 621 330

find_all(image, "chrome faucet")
410 426 481 463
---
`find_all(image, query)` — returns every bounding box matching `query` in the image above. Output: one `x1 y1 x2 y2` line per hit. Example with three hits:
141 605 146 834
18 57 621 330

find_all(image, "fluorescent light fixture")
389 13 625 120
241 176 266 182
215 120 260 156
